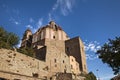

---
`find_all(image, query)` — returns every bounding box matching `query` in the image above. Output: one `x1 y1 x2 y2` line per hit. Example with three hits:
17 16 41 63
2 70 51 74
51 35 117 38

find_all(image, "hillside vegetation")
0 27 19 49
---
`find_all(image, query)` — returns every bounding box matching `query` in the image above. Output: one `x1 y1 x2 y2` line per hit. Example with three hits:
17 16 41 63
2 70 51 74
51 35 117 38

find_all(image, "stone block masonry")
0 49 47 80
0 21 88 80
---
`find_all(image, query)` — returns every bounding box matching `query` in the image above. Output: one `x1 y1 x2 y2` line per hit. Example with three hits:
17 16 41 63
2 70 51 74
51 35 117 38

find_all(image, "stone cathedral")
0 21 87 80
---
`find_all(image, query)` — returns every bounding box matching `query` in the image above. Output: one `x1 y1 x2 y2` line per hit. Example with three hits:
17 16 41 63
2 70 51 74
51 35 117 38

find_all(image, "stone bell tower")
21 28 32 48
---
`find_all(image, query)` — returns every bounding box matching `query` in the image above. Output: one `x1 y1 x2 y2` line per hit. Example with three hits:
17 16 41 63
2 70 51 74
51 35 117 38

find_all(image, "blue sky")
0 0 120 80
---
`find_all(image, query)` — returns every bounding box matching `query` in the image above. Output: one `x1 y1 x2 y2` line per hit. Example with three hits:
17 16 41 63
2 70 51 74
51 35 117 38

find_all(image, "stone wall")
0 49 48 80
78 38 87 73
65 37 87 73
56 73 72 80
45 39 71 76
35 46 47 61
46 45 71 73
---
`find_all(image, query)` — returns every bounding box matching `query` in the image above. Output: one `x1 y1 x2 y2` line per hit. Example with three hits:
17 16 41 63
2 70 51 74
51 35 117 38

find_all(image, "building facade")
0 21 87 80
21 21 87 75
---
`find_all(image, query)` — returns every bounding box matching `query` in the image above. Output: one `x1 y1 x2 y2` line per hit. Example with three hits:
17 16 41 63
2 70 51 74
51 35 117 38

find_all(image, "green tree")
17 47 35 57
97 37 120 75
0 27 7 41
0 27 19 49
7 32 19 46
85 72 97 80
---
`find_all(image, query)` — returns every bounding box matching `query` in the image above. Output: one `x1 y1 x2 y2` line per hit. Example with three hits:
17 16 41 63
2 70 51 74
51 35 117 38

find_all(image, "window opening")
63 60 64 63
54 59 56 63
53 36 55 39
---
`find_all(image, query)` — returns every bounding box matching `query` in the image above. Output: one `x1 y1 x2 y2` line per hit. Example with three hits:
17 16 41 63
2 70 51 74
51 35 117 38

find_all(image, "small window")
64 69 66 73
53 36 55 39
71 59 74 62
54 59 56 63
50 77 52 80
63 60 64 63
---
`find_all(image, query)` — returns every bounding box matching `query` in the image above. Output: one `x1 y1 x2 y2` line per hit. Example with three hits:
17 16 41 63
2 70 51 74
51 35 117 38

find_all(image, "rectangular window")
71 59 74 62
54 59 56 63
63 60 64 63
53 36 55 39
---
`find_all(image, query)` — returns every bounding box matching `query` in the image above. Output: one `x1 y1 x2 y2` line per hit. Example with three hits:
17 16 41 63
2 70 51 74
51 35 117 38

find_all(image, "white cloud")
84 40 101 60
14 21 19 25
26 25 33 29
52 0 59 11
48 0 76 21
29 18 34 23
25 18 43 33
86 54 98 60
57 0 75 16
48 13 52 21
84 41 101 53
100 74 114 80
26 24 37 33
9 17 20 25
37 18 43 28
60 0 74 16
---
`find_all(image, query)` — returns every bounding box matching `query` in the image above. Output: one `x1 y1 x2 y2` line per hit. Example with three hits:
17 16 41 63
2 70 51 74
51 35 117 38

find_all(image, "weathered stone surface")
65 37 87 73
56 73 72 80
0 21 87 80
0 49 47 80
